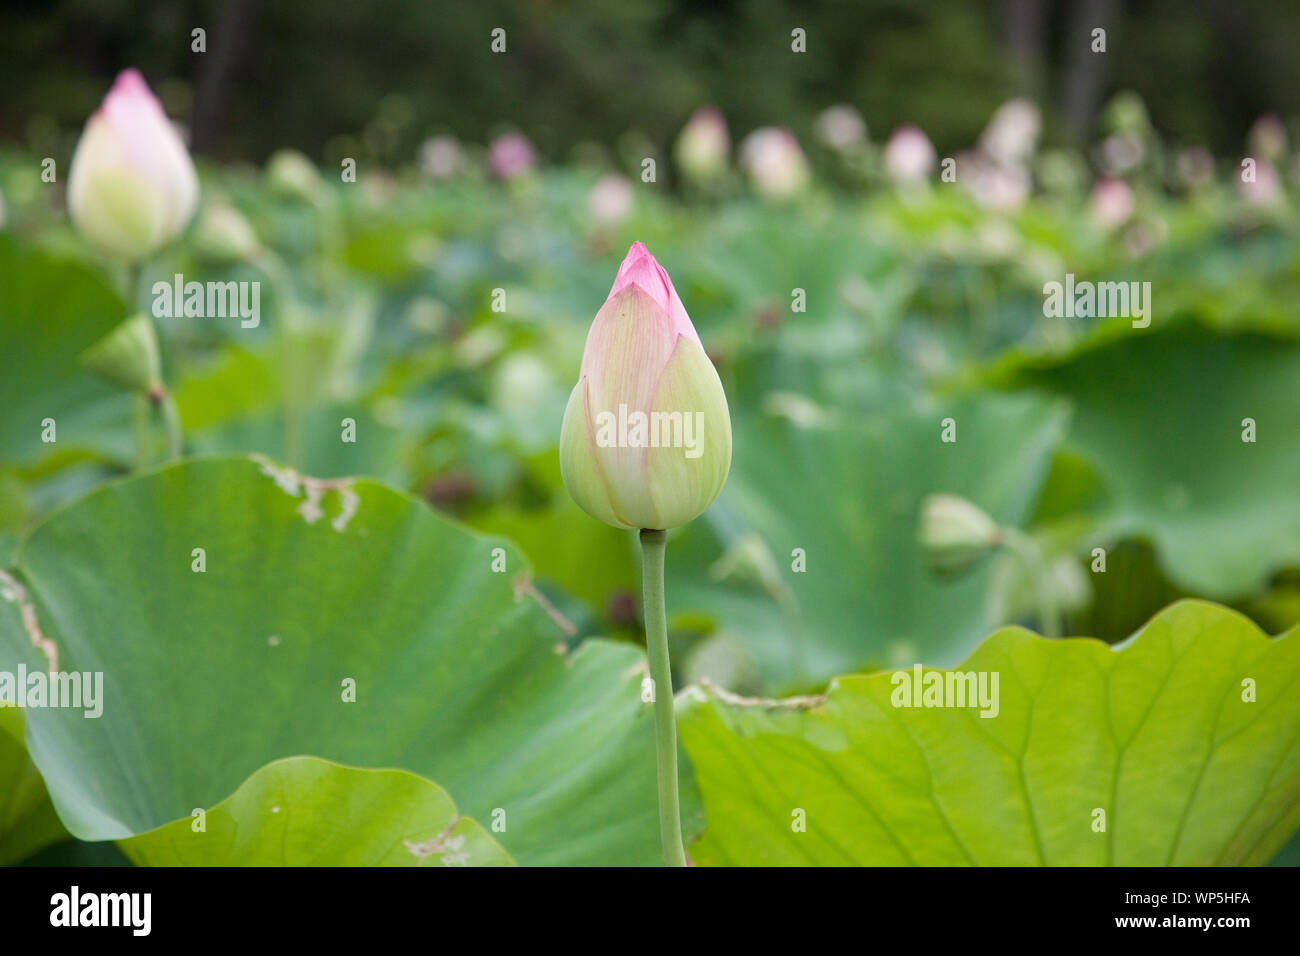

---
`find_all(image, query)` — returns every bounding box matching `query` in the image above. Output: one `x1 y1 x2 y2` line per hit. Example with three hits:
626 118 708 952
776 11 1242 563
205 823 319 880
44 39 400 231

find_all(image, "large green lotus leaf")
981 323 1300 597
0 236 133 466
0 457 688 866
121 756 513 866
672 393 1068 688
678 600 1300 865
469 495 639 618
0 707 66 865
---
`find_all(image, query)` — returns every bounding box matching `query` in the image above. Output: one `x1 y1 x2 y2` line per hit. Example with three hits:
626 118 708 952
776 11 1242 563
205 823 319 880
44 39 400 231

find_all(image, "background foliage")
1 0 1298 866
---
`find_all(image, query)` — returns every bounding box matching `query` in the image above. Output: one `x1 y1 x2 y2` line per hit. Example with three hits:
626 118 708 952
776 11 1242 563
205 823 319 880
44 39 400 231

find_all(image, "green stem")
123 261 143 312
1001 528 1061 638
639 528 687 867
159 390 183 461
132 393 151 472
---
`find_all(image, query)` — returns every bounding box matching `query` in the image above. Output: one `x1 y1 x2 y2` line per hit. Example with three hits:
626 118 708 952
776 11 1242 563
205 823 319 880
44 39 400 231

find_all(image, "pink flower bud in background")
560 242 731 530
979 99 1040 167
1090 177 1135 230
815 105 867 152
1248 114 1288 163
67 69 199 261
963 154 1031 212
488 132 536 180
674 107 730 185
1238 159 1283 207
1098 133 1144 176
738 127 810 199
883 124 936 183
419 135 463 179
588 173 634 228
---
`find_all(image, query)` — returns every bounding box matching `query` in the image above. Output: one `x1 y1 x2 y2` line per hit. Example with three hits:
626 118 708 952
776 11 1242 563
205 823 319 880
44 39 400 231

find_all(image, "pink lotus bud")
883 124 936 183
1099 133 1144 176
963 154 1031 212
488 132 536 180
674 107 730 185
1248 114 1288 162
1238 159 1282 207
1090 177 1135 229
419 135 463 179
979 99 1040 167
560 242 731 530
67 69 199 261
588 173 634 227
815 105 867 152
738 127 810 199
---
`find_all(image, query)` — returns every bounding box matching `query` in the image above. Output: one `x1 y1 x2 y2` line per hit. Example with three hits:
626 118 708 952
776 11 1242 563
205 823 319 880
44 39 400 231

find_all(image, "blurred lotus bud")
1248 114 1288 163
815 105 867 152
80 313 162 393
1239 159 1283 207
588 173 634 227
674 107 730 185
1102 92 1152 137
708 532 784 594
1090 177 1135 230
360 170 398 207
964 154 1031 212
1098 133 1144 176
979 98 1040 167
920 494 1001 576
266 149 323 203
418 135 463 179
560 242 731 530
883 125 936 183
1036 149 1088 199
67 69 199 261
738 127 810 199
488 132 536 180
193 202 260 262
1175 147 1215 190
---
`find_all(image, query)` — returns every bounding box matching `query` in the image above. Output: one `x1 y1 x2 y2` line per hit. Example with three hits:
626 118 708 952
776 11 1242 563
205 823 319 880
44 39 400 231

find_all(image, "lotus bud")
1249 114 1288 163
588 173 634 228
560 242 731 530
266 149 323 202
1238 159 1283 207
1090 177 1135 230
815 105 868 153
80 313 162 394
979 99 1041 167
738 127 810 199
67 69 199 261
419 135 463 179
919 493 1001 577
488 132 536 180
883 125 936 183
674 107 730 185
193 202 260 262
